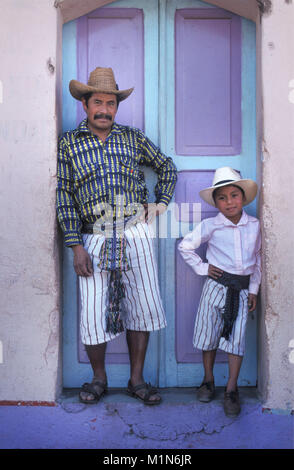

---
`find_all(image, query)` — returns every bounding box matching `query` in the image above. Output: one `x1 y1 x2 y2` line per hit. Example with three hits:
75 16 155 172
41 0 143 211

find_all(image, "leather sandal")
79 379 108 404
127 380 161 405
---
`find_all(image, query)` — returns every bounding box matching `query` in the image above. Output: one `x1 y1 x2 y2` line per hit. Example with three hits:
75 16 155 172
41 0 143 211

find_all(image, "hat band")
213 179 235 187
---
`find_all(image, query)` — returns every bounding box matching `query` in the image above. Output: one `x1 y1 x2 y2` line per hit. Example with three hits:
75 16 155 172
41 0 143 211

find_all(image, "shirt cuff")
156 194 171 206
199 262 209 276
64 231 83 247
248 280 260 295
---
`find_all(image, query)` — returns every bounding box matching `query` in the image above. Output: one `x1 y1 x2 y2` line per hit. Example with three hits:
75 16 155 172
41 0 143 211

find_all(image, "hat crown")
212 167 241 187
69 67 134 101
87 67 117 92
199 166 258 207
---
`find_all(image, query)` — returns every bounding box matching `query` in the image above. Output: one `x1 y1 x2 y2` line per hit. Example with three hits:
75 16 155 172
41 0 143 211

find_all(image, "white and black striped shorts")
79 222 166 345
193 278 249 356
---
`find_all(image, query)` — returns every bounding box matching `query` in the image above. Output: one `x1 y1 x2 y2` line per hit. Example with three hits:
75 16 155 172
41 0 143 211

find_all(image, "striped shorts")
193 278 249 356
79 222 166 345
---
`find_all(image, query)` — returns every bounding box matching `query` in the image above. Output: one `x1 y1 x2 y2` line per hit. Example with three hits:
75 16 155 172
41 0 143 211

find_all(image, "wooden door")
62 0 257 388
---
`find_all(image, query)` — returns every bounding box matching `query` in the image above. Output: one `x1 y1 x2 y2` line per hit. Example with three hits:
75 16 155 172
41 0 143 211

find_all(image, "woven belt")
81 222 105 234
81 214 140 235
209 271 250 340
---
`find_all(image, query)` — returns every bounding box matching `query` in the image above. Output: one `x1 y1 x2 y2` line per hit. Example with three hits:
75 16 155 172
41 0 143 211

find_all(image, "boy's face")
213 185 245 224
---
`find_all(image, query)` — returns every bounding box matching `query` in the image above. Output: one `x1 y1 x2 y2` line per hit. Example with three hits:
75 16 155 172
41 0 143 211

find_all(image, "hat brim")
69 80 134 102
199 179 258 207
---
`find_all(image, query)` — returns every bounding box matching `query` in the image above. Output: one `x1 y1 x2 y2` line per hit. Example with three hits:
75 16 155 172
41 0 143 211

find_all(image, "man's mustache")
94 113 112 121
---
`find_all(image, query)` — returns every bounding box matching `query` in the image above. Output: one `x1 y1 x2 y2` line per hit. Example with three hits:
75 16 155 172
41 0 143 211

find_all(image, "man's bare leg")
80 343 107 402
126 330 160 403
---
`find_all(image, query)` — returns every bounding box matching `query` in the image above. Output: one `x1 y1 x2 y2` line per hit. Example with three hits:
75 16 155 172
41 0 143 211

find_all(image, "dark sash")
209 271 250 340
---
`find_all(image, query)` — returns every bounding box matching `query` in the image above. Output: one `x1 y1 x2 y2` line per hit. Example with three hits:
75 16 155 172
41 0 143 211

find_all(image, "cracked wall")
258 0 294 411
257 0 272 15
0 0 63 401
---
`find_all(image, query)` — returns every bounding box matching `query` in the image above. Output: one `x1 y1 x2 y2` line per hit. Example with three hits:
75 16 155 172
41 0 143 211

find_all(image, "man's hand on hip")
71 245 93 277
144 203 167 224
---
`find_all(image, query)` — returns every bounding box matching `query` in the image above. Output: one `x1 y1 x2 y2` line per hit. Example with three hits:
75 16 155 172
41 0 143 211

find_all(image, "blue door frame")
62 0 257 388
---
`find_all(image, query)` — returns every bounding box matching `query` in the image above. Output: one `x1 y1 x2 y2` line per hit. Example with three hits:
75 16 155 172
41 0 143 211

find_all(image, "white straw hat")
199 167 258 207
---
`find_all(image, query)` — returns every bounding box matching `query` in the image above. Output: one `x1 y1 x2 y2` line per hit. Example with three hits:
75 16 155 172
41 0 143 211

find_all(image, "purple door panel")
175 9 241 156
175 171 227 363
76 8 144 130
175 170 217 222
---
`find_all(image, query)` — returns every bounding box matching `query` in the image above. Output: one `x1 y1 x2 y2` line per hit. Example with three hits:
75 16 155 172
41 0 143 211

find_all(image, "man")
56 67 177 404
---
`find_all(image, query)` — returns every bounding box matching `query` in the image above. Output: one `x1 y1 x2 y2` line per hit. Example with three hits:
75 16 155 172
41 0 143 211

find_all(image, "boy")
178 167 261 417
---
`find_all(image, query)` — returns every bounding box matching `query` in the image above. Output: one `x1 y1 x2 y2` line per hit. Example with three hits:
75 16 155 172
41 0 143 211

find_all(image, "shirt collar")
214 210 248 226
73 119 123 138
73 118 89 137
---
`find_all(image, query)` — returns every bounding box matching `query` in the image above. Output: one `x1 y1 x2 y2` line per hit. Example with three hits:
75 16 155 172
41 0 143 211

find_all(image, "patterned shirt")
56 119 177 246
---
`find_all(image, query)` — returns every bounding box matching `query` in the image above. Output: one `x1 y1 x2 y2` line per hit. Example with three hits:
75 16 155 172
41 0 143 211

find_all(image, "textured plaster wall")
0 0 62 401
258 0 294 411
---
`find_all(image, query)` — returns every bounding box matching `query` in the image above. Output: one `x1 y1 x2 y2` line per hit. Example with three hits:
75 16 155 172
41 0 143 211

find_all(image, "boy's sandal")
127 380 161 406
79 379 108 404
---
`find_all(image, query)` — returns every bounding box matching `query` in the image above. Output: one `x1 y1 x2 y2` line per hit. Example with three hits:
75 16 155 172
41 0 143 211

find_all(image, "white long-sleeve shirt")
178 210 261 295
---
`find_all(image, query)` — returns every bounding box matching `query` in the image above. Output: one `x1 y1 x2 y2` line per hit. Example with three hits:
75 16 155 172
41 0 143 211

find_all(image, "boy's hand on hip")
71 245 93 277
208 264 223 279
248 293 257 312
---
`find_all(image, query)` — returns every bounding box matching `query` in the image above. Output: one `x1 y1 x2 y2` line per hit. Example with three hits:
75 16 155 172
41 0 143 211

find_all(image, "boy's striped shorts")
193 277 249 356
79 222 166 345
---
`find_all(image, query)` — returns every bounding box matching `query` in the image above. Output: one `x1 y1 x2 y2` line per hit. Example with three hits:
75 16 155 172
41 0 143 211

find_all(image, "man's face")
82 92 118 136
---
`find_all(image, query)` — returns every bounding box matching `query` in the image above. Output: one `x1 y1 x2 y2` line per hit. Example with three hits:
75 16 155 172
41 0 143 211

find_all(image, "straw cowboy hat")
69 67 134 102
199 167 258 207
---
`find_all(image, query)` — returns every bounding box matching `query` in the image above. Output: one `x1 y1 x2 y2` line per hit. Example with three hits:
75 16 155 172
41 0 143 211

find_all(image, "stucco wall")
258 0 294 411
0 0 62 401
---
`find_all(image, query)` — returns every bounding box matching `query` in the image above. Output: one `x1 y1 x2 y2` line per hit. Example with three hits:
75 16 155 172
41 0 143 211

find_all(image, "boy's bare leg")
80 343 107 401
197 349 217 402
224 353 243 416
202 349 217 383
226 353 243 391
